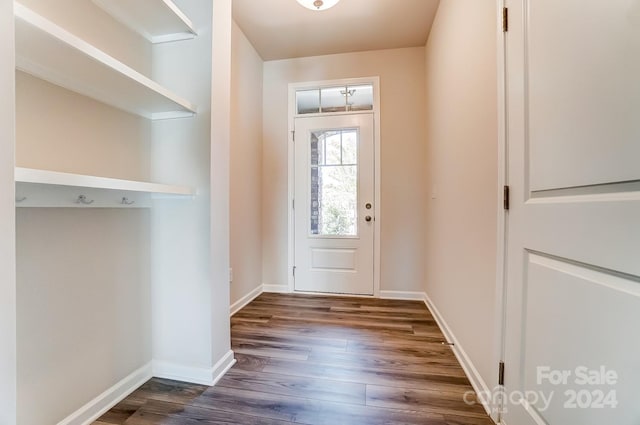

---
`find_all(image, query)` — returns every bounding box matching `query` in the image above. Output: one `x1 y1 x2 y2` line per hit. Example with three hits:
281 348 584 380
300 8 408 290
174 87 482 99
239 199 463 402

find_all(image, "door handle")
365 216 372 222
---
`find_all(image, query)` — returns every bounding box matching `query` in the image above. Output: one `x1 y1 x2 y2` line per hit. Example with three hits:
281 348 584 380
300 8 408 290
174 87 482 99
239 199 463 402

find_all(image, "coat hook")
75 195 94 205
121 197 135 205
16 197 27 203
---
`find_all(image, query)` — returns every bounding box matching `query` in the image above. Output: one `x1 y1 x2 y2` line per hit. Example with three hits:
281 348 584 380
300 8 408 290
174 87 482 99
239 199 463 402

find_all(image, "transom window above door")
296 84 374 115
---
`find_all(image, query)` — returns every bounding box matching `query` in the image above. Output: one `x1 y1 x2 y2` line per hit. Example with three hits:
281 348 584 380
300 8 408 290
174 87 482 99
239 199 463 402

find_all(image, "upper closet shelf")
14 2 197 120
16 167 195 195
92 0 197 43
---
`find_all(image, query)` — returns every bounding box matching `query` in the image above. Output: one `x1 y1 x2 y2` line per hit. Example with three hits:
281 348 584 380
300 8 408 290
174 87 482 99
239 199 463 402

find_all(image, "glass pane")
347 84 373 111
310 129 358 236
323 131 342 165
297 84 374 114
320 87 346 113
297 89 320 114
342 130 357 164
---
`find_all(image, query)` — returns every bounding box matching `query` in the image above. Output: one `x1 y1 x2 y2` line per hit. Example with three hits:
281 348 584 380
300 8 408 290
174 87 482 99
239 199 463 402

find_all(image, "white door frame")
493 0 508 421
287 77 381 296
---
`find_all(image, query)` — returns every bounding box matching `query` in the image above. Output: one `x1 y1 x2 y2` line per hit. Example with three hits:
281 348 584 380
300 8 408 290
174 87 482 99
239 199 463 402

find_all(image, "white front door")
503 1 640 424
294 114 375 295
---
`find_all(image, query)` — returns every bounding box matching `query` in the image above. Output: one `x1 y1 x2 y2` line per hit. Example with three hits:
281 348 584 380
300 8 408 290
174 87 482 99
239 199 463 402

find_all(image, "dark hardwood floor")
94 293 494 424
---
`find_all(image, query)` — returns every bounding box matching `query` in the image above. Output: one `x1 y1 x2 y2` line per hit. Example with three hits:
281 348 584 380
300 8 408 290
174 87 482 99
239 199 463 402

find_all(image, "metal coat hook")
121 197 135 205
15 197 27 203
75 195 94 205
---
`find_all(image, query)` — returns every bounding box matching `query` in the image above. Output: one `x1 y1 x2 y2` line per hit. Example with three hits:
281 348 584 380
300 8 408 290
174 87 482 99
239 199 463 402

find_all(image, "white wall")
150 0 214 374
262 48 428 292
230 21 263 307
13 2 153 424
151 0 233 382
16 210 151 424
0 0 16 422
209 0 234 369
16 73 150 179
423 0 499 393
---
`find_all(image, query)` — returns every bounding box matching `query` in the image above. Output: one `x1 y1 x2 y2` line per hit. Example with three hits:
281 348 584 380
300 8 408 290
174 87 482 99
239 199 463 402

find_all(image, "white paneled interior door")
502 1 640 424
294 114 375 295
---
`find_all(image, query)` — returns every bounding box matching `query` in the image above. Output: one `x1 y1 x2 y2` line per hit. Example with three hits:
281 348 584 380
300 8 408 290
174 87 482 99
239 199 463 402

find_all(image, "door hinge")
502 7 509 32
498 361 505 385
292 199 295 210
291 130 295 142
293 266 296 277
503 185 510 210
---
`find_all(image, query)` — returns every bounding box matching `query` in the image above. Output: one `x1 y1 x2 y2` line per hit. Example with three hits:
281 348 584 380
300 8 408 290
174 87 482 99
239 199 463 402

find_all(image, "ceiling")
232 0 441 61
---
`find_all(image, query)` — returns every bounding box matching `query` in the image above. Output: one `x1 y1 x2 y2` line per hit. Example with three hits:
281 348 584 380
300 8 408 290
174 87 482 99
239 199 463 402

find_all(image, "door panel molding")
502 1 640 424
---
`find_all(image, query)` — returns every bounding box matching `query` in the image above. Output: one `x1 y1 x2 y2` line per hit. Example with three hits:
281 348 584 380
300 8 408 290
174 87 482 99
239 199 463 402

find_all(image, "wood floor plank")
444 414 497 425
264 357 473 392
232 352 270 372
94 398 145 424
413 324 451 338
346 338 453 356
230 328 348 351
246 305 437 323
366 384 489 418
306 349 466 375
270 314 418 330
95 293 495 425
231 320 390 340
330 305 433 315
128 378 209 406
124 399 293 425
217 368 366 405
191 386 297 422
230 316 271 324
195 385 448 425
232 339 311 360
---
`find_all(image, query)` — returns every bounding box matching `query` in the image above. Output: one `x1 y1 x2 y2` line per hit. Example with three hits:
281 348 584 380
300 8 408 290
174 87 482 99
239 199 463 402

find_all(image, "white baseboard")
422 291 495 420
152 350 236 386
262 283 290 293
210 350 237 386
379 290 426 301
230 284 263 316
57 362 152 425
58 351 238 425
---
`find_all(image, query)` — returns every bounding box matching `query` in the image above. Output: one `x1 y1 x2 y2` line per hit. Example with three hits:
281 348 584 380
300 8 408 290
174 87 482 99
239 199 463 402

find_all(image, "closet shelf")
92 0 197 43
15 167 195 200
14 2 197 120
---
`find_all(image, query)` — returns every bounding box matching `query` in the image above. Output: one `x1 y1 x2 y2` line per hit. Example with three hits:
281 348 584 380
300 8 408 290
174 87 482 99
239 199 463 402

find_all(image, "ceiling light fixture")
296 0 340 11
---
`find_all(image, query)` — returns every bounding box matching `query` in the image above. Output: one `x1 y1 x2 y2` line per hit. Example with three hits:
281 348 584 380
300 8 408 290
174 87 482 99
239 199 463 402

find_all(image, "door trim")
494 0 508 421
287 77 381 296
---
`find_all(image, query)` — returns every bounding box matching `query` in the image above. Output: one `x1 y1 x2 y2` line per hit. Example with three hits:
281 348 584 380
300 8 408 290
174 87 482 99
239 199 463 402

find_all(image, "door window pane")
310 129 358 236
341 130 357 164
322 131 342 165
